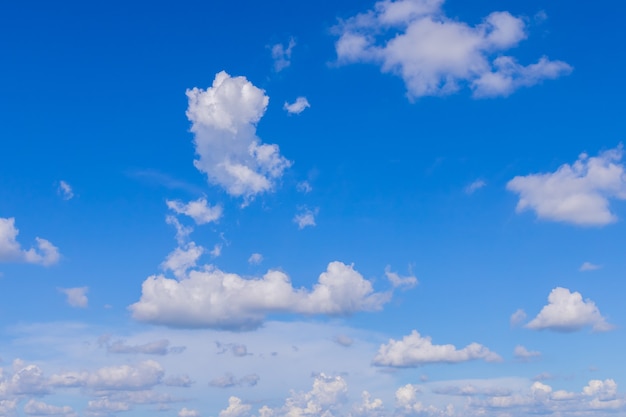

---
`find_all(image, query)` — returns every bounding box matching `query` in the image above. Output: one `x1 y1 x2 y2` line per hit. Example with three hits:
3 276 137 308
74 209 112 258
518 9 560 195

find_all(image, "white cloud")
58 287 88 308
284 97 310 115
297 181 312 193
513 345 541 361
210 244 222 258
278 373 348 416
293 207 318 229
334 0 571 99
50 360 164 391
57 180 74 201
166 197 223 225
166 215 193 245
129 261 391 330
179 408 201 417
395 383 455 416
525 287 613 332
510 309 527 327
186 71 291 200
507 146 626 226
219 397 251 417
23 399 76 417
0 217 60 266
372 330 501 367
248 253 263 265
161 242 204 279
385 266 418 289
271 38 296 72
579 262 602 272
464 180 486 195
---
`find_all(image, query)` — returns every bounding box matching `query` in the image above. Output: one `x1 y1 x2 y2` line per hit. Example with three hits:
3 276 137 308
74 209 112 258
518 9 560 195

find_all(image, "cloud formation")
129 261 392 330
372 330 501 367
334 0 571 99
293 207 318 229
525 287 613 332
284 97 310 115
186 71 291 200
271 38 296 72
0 217 60 266
507 146 626 226
166 197 223 225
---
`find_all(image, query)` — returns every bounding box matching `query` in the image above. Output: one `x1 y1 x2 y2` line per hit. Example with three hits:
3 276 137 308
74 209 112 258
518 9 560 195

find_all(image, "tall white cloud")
166 197 223 225
186 71 291 200
334 0 571 99
372 330 501 367
0 217 60 266
525 287 613 332
507 146 626 226
129 261 392 330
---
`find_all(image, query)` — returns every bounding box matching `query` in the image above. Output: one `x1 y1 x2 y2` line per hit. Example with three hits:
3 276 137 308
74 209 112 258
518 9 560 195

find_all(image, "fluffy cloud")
247 253 263 265
58 287 88 308
166 197 223 225
0 217 60 266
284 97 310 115
271 38 296 72
507 146 626 226
372 330 501 367
57 180 74 201
219 397 251 417
334 0 571 99
129 261 391 330
186 71 291 199
49 360 164 391
293 207 318 229
525 287 613 332
161 242 204 279
395 384 455 416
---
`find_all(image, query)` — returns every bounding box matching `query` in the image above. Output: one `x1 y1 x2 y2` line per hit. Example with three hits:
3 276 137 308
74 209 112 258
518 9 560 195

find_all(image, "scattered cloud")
372 330 501 367
58 287 88 308
130 261 392 330
507 146 626 226
271 37 296 72
166 197 223 225
49 360 164 391
464 179 486 195
513 345 541 362
0 217 60 266
579 262 602 272
106 339 183 355
210 244 222 258
297 181 312 193
179 408 200 417
216 342 249 357
248 253 263 265
510 309 527 327
284 97 311 115
57 180 74 200
160 242 204 279
525 287 614 332
24 399 77 417
186 71 291 200
334 0 571 99
385 266 418 289
218 397 251 417
209 373 260 388
294 207 318 229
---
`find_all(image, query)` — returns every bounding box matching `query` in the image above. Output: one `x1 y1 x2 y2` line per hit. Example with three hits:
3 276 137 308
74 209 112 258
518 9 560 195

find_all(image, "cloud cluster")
372 330 501 367
130 261 391 330
186 71 291 199
525 287 613 332
334 0 571 99
508 146 626 226
0 217 60 266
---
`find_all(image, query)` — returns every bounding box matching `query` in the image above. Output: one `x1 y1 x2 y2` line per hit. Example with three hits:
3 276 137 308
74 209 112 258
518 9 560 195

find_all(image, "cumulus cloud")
395 383 455 416
579 262 602 272
166 197 223 225
271 38 296 72
513 345 541 362
219 397 251 417
209 373 260 388
129 261 391 330
248 253 263 265
161 242 204 279
186 71 291 200
372 330 501 367
284 97 310 115
334 0 571 99
464 180 486 195
525 287 613 332
0 217 60 266
179 408 200 417
58 287 88 308
57 180 74 201
293 207 318 229
507 146 626 226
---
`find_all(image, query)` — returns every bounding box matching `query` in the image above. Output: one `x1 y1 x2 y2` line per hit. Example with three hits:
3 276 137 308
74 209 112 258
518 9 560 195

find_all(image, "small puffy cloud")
284 97 310 115
278 373 348 416
57 180 74 200
248 253 263 265
385 266 418 289
210 244 222 258
219 397 251 417
129 261 391 330
334 0 571 99
179 408 200 417
271 37 296 72
464 180 486 195
186 71 291 200
24 399 77 417
161 242 204 279
0 217 60 266
372 330 501 367
293 207 318 229
58 287 88 308
510 309 527 327
580 262 602 272
514 345 541 361
166 197 223 225
525 287 613 332
209 373 260 388
507 146 626 226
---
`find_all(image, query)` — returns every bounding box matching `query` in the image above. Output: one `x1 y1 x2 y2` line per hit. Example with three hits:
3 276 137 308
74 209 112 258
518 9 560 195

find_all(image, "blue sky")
1 0 625 416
